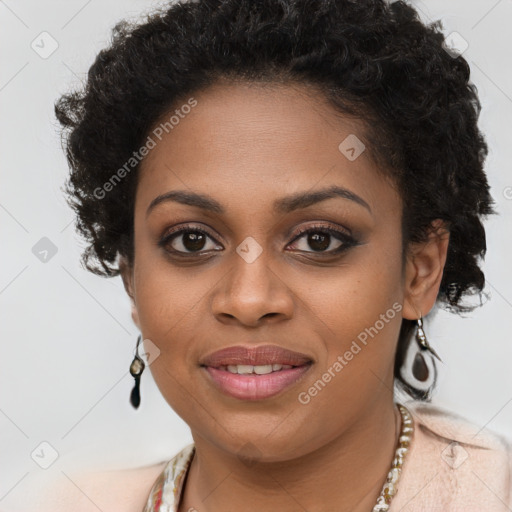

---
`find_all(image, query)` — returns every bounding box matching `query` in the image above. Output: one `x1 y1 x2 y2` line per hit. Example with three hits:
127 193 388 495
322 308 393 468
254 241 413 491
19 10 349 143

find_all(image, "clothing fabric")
142 401 512 512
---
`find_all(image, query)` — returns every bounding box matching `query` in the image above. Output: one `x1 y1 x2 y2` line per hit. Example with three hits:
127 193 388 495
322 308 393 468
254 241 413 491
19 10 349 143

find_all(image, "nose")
211 248 294 327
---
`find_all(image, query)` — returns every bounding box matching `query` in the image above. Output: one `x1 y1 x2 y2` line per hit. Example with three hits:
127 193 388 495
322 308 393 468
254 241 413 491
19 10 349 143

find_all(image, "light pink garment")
390 401 512 511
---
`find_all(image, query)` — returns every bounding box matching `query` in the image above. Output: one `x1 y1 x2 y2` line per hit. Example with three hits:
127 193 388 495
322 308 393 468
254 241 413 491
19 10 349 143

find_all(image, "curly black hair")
55 0 495 400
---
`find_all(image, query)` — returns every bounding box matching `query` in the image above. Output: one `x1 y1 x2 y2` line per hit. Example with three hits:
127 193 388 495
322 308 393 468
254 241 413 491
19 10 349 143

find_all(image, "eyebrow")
146 185 372 218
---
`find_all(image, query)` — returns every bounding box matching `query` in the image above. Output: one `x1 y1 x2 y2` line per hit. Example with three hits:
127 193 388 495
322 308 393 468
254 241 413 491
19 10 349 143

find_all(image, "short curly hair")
55 0 495 400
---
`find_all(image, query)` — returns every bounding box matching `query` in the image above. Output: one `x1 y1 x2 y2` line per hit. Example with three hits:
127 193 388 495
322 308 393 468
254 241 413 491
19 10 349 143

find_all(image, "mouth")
199 345 314 401
212 363 303 374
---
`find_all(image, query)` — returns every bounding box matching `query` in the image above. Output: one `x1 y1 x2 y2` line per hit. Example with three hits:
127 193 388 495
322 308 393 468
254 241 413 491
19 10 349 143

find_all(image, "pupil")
309 233 329 251
184 232 205 251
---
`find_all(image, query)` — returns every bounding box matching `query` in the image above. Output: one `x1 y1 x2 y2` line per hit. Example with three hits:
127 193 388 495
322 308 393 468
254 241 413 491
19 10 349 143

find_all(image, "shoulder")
410 400 510 444
409 400 512 463
393 400 512 511
31 459 169 512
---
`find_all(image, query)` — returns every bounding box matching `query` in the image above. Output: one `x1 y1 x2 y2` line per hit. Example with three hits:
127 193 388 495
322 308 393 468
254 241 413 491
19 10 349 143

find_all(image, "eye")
158 224 222 255
287 223 358 254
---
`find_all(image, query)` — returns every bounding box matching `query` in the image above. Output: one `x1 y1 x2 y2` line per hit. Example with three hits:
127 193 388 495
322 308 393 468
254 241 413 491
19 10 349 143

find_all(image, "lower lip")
203 364 312 400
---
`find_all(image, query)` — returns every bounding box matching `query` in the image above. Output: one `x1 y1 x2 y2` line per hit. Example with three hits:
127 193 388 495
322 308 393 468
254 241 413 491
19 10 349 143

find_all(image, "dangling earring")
415 316 442 362
129 334 145 409
399 315 442 400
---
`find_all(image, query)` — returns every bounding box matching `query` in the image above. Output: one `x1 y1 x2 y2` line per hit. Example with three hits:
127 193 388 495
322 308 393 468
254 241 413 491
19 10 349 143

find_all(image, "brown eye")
288 225 357 254
159 226 222 255
176 231 208 252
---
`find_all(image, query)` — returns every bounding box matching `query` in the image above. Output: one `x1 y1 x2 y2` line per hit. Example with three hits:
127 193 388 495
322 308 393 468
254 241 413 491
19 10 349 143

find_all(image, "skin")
119 80 450 512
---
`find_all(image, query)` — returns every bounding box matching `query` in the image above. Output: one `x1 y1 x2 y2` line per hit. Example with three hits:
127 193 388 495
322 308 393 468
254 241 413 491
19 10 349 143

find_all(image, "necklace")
371 404 414 512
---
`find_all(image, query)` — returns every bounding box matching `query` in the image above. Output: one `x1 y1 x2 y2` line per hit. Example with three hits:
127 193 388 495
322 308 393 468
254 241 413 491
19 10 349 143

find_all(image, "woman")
42 0 511 510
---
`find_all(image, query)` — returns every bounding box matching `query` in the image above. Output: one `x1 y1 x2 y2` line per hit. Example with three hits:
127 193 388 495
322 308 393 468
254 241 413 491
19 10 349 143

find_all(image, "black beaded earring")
399 315 442 400
129 334 145 409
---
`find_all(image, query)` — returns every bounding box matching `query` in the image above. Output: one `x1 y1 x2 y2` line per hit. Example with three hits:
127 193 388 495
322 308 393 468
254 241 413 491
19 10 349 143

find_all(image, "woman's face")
122 81 430 461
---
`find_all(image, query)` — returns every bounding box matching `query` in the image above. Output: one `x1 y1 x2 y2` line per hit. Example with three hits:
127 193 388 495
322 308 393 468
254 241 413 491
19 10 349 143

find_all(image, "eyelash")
158 222 359 257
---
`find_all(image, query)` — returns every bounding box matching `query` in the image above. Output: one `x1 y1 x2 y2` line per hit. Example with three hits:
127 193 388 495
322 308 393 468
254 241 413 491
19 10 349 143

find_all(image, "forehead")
135 81 399 218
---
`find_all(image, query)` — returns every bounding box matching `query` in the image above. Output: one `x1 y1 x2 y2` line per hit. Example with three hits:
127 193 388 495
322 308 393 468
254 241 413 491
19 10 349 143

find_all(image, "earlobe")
130 302 141 330
118 254 135 302
118 255 141 329
402 219 450 320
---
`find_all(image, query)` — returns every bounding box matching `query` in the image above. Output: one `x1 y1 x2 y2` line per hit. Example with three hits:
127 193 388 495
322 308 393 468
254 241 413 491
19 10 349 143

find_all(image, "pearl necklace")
372 404 414 512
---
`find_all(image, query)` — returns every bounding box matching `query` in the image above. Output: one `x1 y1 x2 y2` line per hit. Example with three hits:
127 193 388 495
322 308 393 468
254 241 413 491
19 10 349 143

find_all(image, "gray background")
1 0 511 509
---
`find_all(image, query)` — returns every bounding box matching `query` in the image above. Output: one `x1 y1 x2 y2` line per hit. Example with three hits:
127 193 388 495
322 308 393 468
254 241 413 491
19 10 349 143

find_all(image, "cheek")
299 239 404 398
302 240 403 339
131 232 199 337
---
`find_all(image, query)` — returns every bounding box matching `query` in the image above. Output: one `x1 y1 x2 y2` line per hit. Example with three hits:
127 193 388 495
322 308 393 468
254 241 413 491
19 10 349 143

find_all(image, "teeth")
236 364 257 374
225 364 294 374
254 365 273 375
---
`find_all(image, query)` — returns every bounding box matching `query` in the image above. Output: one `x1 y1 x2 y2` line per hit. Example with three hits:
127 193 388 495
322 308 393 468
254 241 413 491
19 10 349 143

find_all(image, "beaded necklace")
372 404 414 512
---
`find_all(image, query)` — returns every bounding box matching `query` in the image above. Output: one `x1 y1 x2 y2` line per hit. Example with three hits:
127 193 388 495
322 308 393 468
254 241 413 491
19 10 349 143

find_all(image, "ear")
402 219 450 320
118 255 140 330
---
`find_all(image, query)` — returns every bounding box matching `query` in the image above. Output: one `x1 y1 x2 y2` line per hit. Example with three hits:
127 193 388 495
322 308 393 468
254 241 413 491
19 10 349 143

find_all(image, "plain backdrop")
1 0 511 510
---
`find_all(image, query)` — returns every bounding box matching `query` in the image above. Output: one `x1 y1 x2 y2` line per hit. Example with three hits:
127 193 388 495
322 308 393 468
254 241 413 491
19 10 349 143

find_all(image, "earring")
399 315 442 400
129 334 145 409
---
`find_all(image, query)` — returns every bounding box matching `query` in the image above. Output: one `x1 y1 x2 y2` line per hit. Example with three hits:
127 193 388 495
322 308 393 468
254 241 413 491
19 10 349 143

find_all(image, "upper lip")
200 345 313 367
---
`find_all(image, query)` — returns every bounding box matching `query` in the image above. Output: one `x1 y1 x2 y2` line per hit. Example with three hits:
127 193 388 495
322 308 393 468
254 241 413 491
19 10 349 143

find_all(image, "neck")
180 397 401 512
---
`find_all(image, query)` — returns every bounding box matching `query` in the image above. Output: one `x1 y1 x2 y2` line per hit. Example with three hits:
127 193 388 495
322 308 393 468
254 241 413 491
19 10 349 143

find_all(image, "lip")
203 365 312 400
200 345 314 401
200 345 313 367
